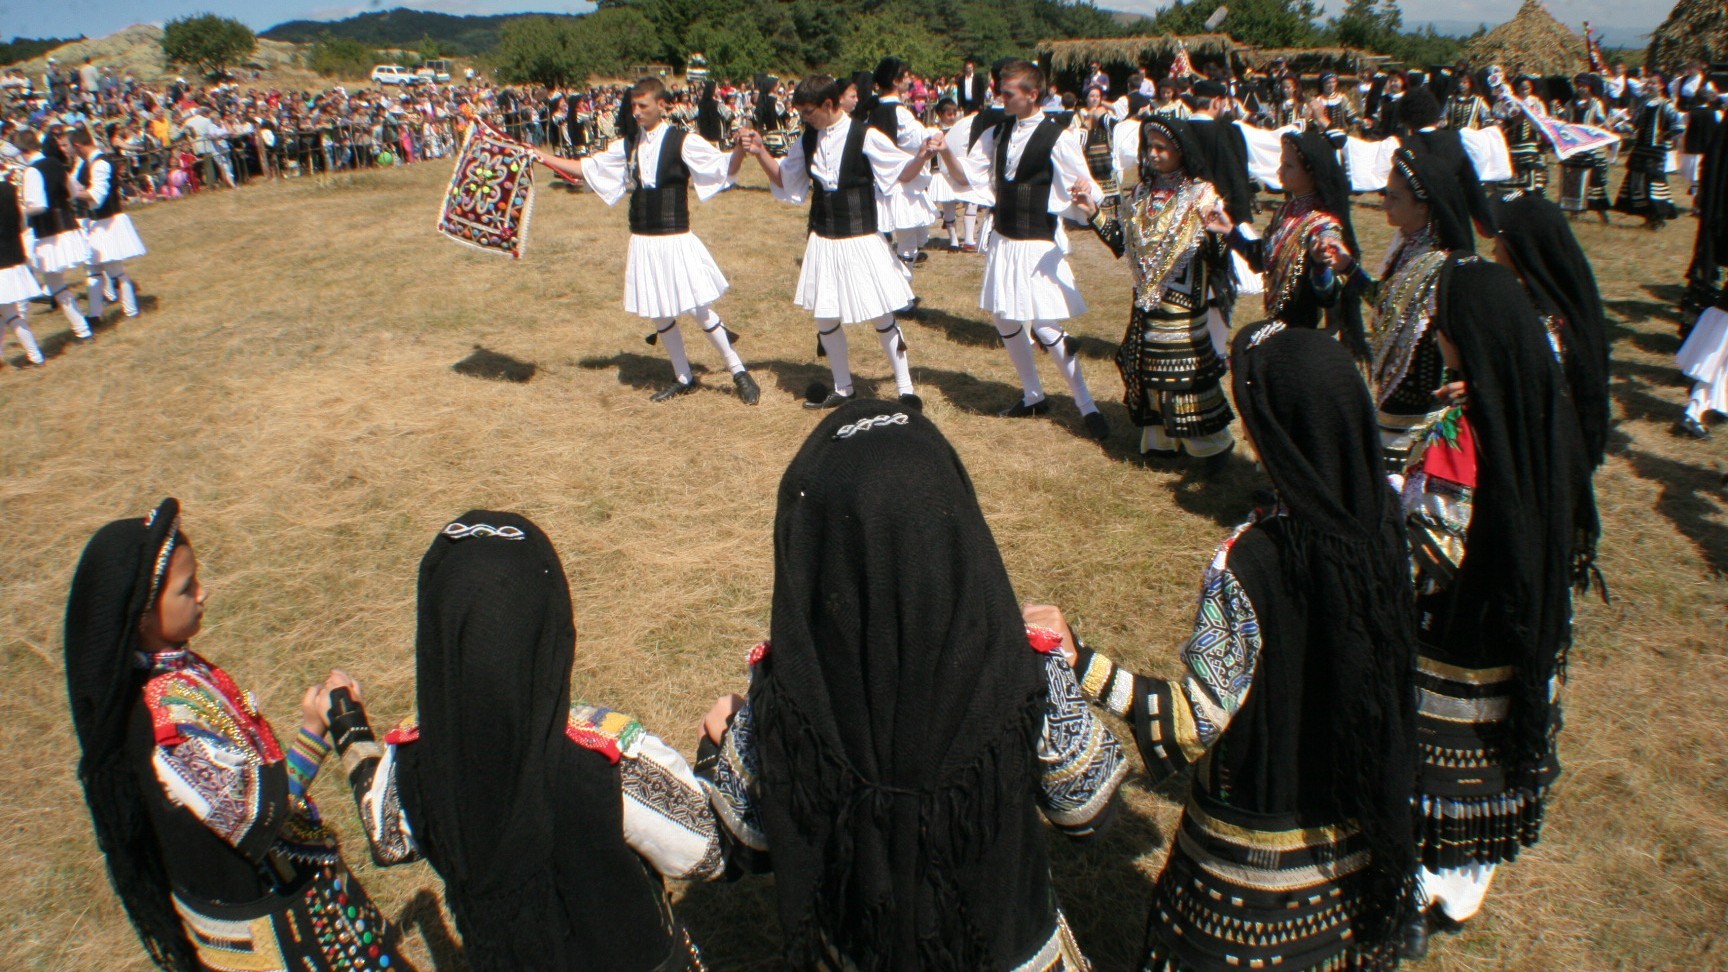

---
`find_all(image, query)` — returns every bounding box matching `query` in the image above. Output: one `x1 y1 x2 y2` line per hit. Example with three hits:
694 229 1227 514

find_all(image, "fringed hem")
1415 790 1546 870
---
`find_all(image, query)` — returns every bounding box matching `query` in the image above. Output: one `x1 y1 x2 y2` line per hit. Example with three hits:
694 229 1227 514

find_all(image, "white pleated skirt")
30 230 91 275
1680 307 1728 413
622 232 729 320
978 230 1087 322
1231 249 1265 297
794 232 913 324
85 215 148 263
0 264 44 305
877 183 938 233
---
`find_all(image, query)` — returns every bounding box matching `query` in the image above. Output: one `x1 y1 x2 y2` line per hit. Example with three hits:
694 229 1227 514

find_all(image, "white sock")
43 274 88 336
894 228 921 261
87 271 106 320
692 305 744 374
874 315 915 396
1034 323 1097 414
655 319 692 383
116 273 138 317
818 319 852 395
103 262 137 316
962 207 977 246
995 317 1045 403
5 305 42 364
1688 384 1711 422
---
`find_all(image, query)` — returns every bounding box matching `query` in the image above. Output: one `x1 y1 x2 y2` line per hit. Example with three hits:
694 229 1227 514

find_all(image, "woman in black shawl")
1325 148 1477 471
1398 257 1593 947
698 400 1128 970
696 79 724 145
1491 191 1613 467
1212 128 1366 355
63 498 407 972
1045 324 1421 971
317 511 723 971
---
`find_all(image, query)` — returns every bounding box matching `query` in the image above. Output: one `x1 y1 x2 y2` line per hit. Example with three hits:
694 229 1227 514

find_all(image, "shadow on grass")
1054 793 1168 969
904 306 1120 365
454 345 537 383
675 796 1172 971
1619 447 1728 576
394 887 469 972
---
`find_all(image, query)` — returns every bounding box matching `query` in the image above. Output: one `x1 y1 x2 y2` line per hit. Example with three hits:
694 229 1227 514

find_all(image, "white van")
371 65 413 86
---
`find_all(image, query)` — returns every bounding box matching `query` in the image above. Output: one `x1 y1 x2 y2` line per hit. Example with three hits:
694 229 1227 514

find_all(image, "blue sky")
2 0 1669 49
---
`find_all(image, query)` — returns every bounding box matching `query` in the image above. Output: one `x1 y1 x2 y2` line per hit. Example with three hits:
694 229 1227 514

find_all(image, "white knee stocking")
103 262 137 317
41 273 88 337
873 316 915 395
654 318 692 383
995 317 1045 403
5 303 42 363
1033 322 1097 414
962 206 978 246
818 319 852 395
691 305 744 374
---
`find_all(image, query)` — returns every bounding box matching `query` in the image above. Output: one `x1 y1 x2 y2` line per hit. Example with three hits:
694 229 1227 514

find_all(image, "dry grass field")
1 157 1724 971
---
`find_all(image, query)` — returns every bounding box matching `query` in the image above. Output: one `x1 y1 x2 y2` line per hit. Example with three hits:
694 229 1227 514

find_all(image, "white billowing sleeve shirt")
770 116 913 205
964 111 1096 218
579 123 733 208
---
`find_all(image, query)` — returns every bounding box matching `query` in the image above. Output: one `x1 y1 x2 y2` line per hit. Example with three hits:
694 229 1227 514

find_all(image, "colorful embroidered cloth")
438 121 536 259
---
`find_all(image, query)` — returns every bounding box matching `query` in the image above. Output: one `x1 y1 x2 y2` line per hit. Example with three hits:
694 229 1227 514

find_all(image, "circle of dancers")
54 48 1728 972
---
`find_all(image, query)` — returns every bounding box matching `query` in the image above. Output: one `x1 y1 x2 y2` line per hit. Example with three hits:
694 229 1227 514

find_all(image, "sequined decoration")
306 870 397 970
437 121 536 259
1124 177 1213 313
1368 244 1449 404
1263 198 1340 320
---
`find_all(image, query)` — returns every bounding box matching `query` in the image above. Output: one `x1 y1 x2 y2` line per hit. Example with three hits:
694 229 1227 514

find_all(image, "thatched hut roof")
1040 34 1238 73
1460 0 1587 77
1647 0 1728 77
1243 46 1388 75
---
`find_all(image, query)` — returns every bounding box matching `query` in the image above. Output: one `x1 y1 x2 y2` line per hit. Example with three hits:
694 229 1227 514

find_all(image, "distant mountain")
260 7 582 56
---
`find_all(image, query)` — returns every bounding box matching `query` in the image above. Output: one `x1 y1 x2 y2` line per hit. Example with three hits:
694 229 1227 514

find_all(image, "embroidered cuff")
1075 649 1136 720
287 729 331 795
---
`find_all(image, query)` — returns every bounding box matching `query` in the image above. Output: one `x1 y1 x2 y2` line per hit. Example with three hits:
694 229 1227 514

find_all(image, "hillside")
261 7 577 56
4 24 325 88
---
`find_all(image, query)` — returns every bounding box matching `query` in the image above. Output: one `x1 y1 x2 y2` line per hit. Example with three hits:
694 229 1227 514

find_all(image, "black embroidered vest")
992 118 1063 242
803 120 877 240
28 156 77 239
625 127 690 236
0 182 26 268
77 152 124 221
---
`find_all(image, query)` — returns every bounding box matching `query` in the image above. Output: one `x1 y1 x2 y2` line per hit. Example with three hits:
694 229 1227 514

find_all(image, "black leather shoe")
898 393 923 411
1676 415 1710 439
650 378 697 402
803 390 854 410
1399 911 1431 961
1082 410 1110 441
999 397 1051 418
733 371 761 406
1200 441 1236 475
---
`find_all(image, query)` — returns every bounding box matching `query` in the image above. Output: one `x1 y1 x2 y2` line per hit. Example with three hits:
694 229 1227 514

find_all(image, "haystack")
1460 0 1586 76
1647 0 1728 77
1040 34 1237 75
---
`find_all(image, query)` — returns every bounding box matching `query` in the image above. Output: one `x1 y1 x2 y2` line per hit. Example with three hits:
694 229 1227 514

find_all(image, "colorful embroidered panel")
438 122 536 259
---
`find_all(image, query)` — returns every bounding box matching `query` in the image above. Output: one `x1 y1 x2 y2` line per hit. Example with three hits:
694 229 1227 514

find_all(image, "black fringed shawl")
1493 191 1613 468
752 400 1053 971
397 511 672 971
1229 326 1420 951
1286 129 1367 357
64 497 199 971
1432 260 1594 790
